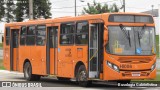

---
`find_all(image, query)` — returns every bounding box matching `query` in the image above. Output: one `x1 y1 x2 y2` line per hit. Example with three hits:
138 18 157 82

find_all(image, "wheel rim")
25 65 30 78
79 71 87 81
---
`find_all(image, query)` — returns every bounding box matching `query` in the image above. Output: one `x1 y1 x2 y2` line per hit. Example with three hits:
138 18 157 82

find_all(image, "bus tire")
76 65 91 87
24 62 35 81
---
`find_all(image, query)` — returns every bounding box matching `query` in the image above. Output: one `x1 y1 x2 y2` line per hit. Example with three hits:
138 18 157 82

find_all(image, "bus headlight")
107 61 112 67
151 63 156 71
106 61 120 72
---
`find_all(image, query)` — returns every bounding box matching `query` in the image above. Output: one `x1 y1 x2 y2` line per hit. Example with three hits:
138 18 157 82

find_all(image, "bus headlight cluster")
151 63 156 71
106 61 120 72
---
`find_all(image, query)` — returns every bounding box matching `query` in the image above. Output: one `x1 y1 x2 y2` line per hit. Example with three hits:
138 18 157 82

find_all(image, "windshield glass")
107 26 156 55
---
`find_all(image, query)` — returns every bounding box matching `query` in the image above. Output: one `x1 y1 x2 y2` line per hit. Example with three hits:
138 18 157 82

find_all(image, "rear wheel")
76 65 91 87
24 62 41 81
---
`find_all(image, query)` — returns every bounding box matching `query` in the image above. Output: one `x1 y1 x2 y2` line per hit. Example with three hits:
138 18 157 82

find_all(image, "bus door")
47 26 58 75
10 29 19 71
89 22 104 78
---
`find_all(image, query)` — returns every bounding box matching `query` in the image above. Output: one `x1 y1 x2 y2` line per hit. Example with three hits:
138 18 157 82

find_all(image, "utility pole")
151 5 154 16
29 0 33 20
75 0 77 16
123 0 125 12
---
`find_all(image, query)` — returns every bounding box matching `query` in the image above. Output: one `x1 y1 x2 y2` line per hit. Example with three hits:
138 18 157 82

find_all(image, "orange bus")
3 13 156 86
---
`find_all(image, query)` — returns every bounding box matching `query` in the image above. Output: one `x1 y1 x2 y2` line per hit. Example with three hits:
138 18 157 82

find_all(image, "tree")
33 0 52 19
5 0 15 23
14 0 29 22
82 1 119 14
0 0 5 21
14 0 52 22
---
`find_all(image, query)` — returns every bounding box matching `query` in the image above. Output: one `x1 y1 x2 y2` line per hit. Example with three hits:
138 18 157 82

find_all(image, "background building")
142 9 159 35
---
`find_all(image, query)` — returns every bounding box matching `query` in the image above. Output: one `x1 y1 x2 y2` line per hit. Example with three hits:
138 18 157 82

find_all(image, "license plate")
132 73 140 77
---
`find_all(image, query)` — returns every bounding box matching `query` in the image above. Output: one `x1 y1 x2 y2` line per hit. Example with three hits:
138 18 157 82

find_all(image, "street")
0 70 160 90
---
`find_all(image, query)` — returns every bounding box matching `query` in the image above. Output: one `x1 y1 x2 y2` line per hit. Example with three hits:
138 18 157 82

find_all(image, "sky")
51 0 160 18
1 0 160 32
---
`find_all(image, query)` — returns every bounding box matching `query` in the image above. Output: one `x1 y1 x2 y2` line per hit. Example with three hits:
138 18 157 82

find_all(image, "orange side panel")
13 48 17 71
3 47 10 70
50 49 54 74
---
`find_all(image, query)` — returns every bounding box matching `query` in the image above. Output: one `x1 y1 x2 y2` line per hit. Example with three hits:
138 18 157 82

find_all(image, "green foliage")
5 0 15 23
156 35 159 58
14 0 29 22
0 0 5 21
82 1 119 14
14 0 52 22
0 43 3 48
0 60 5 70
33 0 52 19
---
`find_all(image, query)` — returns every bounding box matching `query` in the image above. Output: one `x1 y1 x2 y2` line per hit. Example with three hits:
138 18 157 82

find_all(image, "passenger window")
76 22 88 33
60 35 74 44
5 27 10 45
26 26 36 45
26 36 35 45
36 25 46 46
20 26 26 45
60 23 74 45
27 26 35 35
75 21 88 44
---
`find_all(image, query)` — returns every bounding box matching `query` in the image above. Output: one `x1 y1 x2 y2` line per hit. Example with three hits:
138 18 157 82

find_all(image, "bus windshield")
107 26 156 55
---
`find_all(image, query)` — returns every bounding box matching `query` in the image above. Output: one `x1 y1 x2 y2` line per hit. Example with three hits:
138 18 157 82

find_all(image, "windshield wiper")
138 24 146 47
139 24 146 39
119 24 131 47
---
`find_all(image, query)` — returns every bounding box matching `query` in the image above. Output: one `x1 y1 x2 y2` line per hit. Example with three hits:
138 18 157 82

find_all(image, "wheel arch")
74 61 86 77
23 59 31 72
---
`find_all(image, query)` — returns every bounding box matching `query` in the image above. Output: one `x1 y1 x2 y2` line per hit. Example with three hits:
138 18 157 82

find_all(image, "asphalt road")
0 70 160 90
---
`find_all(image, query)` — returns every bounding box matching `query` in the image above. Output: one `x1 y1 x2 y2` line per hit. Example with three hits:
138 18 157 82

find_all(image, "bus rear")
102 13 156 82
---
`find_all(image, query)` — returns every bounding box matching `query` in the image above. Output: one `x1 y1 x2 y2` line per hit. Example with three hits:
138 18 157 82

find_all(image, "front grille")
122 71 150 77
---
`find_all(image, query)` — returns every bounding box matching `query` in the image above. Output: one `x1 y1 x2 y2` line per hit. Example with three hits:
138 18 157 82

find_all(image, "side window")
60 23 74 45
20 26 27 45
36 25 46 46
26 26 36 45
49 27 58 48
5 27 10 45
75 21 88 44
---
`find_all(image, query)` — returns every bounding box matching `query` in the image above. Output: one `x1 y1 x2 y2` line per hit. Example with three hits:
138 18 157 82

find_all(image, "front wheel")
24 62 41 81
76 65 91 87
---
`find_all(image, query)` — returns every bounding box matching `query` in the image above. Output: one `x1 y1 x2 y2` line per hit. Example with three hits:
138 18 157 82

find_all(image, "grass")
0 60 5 70
156 35 159 58
0 43 3 48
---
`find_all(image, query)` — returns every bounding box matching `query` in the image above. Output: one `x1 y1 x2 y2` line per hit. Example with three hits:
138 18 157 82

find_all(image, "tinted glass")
77 22 88 33
75 34 88 44
6 27 10 37
135 16 153 23
61 23 74 34
109 14 153 23
37 25 46 35
109 15 134 22
36 36 45 45
60 35 73 44
28 26 35 35
21 26 27 35
26 36 35 45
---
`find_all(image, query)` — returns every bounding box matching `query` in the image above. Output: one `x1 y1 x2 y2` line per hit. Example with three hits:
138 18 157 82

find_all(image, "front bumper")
103 65 156 80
